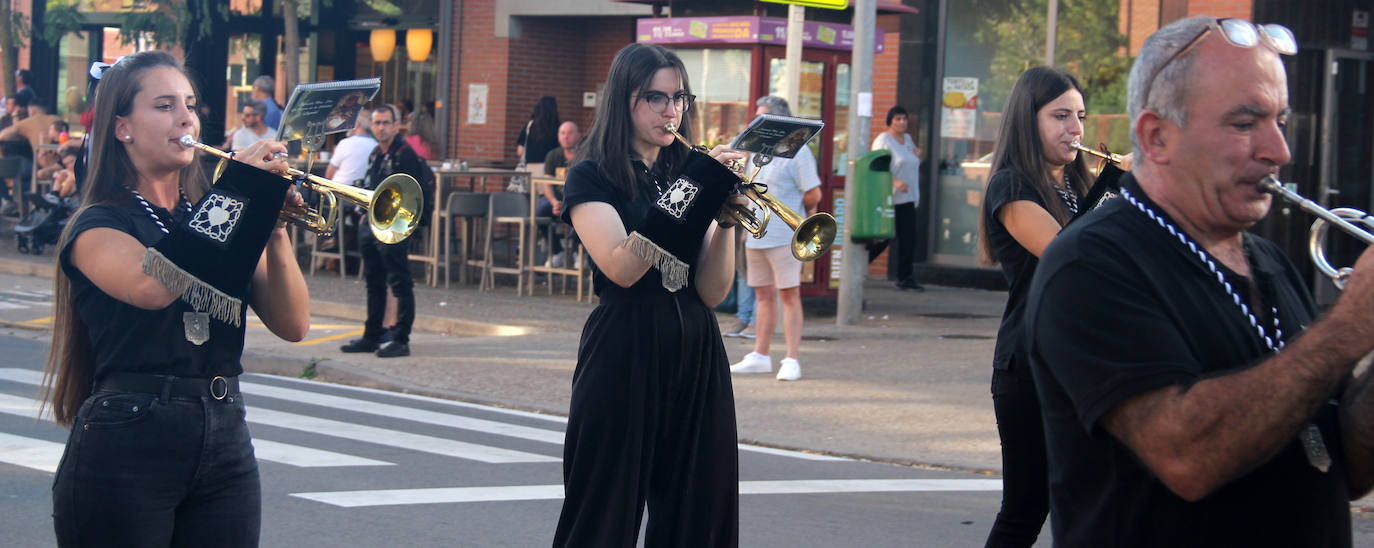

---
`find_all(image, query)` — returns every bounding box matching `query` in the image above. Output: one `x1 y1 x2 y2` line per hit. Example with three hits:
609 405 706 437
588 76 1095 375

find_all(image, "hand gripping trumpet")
1259 175 1374 289
179 135 423 244
663 122 837 262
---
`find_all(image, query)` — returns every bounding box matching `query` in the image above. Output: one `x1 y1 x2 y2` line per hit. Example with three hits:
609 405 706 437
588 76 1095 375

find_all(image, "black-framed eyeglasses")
637 91 695 114
1142 18 1297 109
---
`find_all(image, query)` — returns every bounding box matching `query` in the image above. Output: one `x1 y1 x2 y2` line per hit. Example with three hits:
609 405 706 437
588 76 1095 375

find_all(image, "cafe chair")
480 192 530 293
441 191 490 287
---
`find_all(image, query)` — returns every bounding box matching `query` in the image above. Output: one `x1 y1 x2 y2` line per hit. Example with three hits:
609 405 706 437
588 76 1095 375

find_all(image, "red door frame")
754 45 851 298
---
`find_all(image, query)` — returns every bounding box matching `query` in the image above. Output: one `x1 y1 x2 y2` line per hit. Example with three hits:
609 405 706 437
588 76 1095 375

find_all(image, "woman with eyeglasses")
552 42 747 547
41 51 308 547
976 66 1129 547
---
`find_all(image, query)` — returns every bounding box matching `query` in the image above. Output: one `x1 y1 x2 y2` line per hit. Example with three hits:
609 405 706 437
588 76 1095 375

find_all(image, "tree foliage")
970 0 1131 114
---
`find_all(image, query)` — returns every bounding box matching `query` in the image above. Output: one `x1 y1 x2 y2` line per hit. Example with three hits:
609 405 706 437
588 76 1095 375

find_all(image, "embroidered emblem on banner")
188 190 248 247
655 176 700 222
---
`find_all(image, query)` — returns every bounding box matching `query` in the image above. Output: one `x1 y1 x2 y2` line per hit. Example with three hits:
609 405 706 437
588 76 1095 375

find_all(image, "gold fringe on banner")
625 231 688 292
141 248 243 327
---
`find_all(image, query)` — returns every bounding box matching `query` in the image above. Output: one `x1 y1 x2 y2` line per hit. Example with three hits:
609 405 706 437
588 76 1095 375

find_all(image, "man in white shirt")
730 96 822 381
225 100 270 152
326 108 375 187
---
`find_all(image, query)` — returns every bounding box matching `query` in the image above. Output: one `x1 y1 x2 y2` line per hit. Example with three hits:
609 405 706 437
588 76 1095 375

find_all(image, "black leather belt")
96 372 239 401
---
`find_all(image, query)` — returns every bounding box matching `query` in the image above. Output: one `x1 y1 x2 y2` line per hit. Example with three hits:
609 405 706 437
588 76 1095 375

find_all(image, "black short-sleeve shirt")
1026 174 1350 547
561 159 685 297
982 168 1056 370
60 197 249 382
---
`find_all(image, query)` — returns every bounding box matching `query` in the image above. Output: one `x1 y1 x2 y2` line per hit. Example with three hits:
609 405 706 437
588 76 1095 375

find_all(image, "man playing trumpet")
1026 16 1374 546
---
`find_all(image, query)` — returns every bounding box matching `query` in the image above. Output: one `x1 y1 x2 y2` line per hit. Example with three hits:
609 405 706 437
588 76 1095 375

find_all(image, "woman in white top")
869 105 922 290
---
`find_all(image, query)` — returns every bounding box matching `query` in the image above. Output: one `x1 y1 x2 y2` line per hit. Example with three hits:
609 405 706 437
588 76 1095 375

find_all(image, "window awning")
610 0 918 15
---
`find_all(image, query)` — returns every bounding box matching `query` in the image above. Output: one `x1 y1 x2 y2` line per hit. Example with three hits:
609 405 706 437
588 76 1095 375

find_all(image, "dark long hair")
577 43 693 198
42 51 209 425
528 96 560 144
977 66 1090 265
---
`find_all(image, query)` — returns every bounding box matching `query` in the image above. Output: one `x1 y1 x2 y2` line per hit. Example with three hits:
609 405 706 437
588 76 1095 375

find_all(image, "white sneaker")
776 357 801 381
730 352 771 374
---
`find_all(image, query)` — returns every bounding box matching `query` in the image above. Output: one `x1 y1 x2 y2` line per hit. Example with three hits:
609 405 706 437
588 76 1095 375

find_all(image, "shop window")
674 48 752 147
767 58 824 168
934 0 1132 264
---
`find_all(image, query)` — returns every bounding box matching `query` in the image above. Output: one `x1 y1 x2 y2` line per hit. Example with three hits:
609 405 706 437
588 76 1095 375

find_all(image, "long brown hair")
977 66 1090 265
42 51 209 425
577 43 694 199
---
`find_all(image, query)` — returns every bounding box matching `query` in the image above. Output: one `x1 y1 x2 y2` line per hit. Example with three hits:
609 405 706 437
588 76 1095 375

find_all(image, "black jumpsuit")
553 159 739 547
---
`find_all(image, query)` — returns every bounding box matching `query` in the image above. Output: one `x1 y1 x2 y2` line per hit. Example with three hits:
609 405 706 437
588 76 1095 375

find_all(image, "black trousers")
866 202 917 283
554 289 739 547
53 389 260 547
359 226 414 343
986 364 1049 548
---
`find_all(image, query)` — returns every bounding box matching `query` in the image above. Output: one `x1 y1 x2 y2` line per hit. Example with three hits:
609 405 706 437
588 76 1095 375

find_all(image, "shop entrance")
1315 49 1374 303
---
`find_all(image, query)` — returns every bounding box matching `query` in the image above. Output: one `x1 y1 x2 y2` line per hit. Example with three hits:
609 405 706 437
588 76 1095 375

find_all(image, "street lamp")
370 29 396 62
406 29 432 63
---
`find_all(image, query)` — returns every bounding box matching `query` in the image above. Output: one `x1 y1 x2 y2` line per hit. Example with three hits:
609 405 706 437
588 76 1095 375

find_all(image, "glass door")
1316 49 1374 302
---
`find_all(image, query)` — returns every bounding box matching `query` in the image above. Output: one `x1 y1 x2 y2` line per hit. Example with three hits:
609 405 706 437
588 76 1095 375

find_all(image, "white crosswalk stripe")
293 479 1005 508
0 393 394 470
0 368 1000 511
0 431 64 473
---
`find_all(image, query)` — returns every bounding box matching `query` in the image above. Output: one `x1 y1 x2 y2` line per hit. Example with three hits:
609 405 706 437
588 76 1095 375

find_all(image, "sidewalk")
0 224 1009 473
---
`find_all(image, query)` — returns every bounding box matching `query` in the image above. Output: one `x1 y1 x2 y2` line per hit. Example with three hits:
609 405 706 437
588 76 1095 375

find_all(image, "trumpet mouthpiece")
664 122 677 132
1070 141 1083 148
178 134 198 148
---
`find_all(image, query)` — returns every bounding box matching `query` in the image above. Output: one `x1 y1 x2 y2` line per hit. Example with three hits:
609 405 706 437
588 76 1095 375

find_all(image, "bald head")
558 121 582 150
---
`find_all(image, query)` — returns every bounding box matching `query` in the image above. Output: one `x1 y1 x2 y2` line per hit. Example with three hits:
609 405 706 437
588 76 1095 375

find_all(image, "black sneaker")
375 341 410 358
340 337 379 353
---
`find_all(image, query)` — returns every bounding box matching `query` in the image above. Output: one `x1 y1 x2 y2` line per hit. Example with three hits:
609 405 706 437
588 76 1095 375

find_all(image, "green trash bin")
850 149 895 241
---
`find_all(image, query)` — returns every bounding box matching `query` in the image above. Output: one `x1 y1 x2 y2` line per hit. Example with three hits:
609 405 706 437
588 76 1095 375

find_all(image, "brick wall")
1186 0 1253 19
450 0 635 165
866 30 903 279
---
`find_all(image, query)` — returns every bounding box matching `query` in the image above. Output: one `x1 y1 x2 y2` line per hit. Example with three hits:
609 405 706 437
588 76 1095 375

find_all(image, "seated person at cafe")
538 120 581 267
0 97 59 212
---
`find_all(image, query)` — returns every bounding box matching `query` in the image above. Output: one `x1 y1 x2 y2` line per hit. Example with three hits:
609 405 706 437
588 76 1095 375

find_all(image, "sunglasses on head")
1142 18 1297 108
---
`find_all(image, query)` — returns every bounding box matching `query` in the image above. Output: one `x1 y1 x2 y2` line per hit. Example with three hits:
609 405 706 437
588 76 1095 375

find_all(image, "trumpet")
1071 141 1127 166
663 122 837 261
1259 175 1374 289
179 136 423 244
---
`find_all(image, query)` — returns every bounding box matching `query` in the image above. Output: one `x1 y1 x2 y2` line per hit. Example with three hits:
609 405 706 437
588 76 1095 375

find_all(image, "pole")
1046 0 1058 66
784 5 805 110
837 0 875 326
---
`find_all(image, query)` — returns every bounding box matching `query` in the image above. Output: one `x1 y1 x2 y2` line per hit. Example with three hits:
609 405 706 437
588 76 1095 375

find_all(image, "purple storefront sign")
636 16 884 53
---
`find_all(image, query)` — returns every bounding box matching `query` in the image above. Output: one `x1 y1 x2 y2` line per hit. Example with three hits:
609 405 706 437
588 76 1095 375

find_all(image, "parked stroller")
15 193 72 255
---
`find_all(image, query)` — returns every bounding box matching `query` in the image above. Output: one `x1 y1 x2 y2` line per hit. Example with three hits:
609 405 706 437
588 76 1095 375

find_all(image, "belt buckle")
209 376 229 400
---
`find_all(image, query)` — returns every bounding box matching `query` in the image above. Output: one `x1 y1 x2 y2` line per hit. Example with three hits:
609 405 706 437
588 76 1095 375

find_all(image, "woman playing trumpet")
976 66 1128 547
42 51 308 546
553 42 747 546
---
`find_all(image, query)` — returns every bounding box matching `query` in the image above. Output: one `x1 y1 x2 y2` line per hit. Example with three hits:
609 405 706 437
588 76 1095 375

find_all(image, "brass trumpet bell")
184 136 422 244
663 122 836 261
1260 175 1374 289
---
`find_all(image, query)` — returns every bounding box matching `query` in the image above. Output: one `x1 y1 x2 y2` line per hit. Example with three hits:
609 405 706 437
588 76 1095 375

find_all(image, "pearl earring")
124 136 132 142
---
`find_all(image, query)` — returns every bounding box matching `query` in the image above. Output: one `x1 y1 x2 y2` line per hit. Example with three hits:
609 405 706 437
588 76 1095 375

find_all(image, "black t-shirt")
59 196 249 382
517 124 559 165
1026 174 1350 547
982 168 1064 370
561 159 704 297
542 146 571 199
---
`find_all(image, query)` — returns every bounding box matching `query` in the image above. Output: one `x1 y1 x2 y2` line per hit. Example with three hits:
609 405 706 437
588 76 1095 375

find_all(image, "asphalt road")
0 335 1043 547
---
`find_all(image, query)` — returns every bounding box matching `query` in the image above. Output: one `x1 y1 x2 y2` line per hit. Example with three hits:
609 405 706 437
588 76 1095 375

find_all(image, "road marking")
292 328 365 346
252 439 394 467
0 432 63 473
245 374 846 461
241 380 565 443
247 408 559 463
19 316 52 326
0 391 392 470
292 479 1004 508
